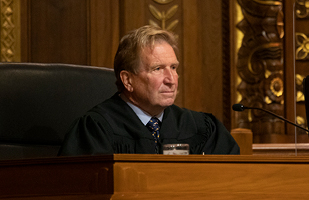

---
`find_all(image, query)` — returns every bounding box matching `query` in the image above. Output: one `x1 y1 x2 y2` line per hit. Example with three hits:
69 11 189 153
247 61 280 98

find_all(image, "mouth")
160 91 176 98
161 91 175 94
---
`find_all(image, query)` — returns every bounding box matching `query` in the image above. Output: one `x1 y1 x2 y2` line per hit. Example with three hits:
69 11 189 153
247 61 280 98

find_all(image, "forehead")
139 41 177 63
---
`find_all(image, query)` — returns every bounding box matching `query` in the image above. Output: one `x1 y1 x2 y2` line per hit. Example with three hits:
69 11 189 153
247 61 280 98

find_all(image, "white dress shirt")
120 93 163 125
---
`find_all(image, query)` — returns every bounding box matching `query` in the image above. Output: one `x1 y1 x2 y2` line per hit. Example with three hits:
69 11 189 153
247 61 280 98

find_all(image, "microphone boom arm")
247 106 309 133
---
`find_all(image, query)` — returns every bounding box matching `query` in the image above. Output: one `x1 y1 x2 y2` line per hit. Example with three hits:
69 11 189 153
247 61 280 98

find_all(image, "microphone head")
232 104 245 111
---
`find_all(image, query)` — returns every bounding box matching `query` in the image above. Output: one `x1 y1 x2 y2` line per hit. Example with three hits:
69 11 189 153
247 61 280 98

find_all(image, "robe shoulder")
58 94 240 156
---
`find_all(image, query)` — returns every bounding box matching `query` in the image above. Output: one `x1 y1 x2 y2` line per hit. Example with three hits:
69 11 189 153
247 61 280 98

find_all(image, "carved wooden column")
294 0 309 142
234 0 285 143
233 0 309 143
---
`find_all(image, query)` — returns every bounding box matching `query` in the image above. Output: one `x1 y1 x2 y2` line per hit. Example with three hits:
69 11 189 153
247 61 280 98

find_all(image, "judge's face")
123 41 179 116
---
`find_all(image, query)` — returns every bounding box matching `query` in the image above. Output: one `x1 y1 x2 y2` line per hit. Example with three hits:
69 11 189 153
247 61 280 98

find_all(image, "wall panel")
29 0 89 64
90 0 119 68
183 1 224 120
17 0 228 125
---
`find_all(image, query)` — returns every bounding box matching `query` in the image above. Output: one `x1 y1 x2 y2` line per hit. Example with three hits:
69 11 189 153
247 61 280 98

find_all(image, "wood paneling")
182 0 204 112
20 0 30 62
21 0 120 68
119 0 148 36
283 0 297 139
19 0 228 125
3 154 309 199
182 1 224 120
90 0 119 68
253 143 309 155
28 0 89 64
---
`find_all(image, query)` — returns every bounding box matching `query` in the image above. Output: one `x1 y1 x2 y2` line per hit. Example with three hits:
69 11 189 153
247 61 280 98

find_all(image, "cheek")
175 75 179 84
175 73 179 80
133 76 148 90
146 76 160 87
173 74 179 88
154 80 165 90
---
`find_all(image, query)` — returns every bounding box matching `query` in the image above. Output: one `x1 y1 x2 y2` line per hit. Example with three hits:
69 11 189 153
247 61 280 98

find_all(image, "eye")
171 65 178 70
154 66 161 71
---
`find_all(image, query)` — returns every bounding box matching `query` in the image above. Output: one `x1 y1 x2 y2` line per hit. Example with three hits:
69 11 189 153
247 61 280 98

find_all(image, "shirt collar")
120 93 164 126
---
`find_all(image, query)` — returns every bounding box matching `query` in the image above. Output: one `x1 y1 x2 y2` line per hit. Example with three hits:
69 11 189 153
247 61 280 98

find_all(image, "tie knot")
147 117 160 132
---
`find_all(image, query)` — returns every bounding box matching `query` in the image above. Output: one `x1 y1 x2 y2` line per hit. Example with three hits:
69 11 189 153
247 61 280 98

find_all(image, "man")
58 25 239 155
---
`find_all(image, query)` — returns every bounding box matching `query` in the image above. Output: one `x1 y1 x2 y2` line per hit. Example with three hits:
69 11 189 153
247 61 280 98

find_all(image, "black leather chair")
0 63 117 160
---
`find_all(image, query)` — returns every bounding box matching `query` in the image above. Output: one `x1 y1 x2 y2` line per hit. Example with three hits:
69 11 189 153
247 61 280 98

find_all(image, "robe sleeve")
58 112 114 156
200 113 240 155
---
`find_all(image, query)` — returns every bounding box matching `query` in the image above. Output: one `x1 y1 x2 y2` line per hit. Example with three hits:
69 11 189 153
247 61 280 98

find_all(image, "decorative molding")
153 0 174 4
148 0 178 32
235 0 284 142
296 74 305 102
295 32 309 60
0 0 20 62
222 0 231 130
295 0 309 19
253 0 282 6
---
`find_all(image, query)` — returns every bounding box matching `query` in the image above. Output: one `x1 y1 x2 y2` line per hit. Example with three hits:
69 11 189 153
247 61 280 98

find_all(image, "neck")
120 92 165 116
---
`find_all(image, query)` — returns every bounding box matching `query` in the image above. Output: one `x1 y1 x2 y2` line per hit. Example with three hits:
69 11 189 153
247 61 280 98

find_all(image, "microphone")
232 104 309 133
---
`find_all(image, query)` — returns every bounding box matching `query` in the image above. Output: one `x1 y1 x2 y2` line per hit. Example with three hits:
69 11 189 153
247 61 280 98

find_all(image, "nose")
163 67 177 84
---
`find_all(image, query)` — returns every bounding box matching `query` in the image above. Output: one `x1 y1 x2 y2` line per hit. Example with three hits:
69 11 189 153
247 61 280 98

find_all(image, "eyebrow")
151 62 179 68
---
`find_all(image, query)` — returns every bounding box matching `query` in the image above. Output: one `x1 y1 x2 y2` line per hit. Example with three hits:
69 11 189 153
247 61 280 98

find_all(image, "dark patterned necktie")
146 117 160 153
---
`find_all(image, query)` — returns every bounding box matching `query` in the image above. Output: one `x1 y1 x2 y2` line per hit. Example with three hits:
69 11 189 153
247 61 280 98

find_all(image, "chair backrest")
0 63 117 160
304 75 309 128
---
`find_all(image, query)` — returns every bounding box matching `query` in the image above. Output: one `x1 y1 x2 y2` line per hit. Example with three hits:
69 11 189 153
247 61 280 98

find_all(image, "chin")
160 99 175 107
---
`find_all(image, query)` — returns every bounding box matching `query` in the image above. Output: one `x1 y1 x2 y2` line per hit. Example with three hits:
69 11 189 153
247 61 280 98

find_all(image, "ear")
120 70 133 92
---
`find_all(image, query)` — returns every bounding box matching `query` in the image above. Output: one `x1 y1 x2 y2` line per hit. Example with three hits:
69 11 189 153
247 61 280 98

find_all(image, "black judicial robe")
58 93 240 156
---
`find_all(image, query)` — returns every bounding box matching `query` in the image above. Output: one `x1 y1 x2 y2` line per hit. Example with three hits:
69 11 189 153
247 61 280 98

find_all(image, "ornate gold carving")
153 0 174 4
295 0 309 19
296 74 305 86
296 32 309 60
277 10 284 39
247 43 282 75
264 72 283 103
0 0 20 62
149 1 178 31
265 96 272 104
296 74 305 102
235 0 284 140
253 0 282 5
270 77 283 97
296 116 305 127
